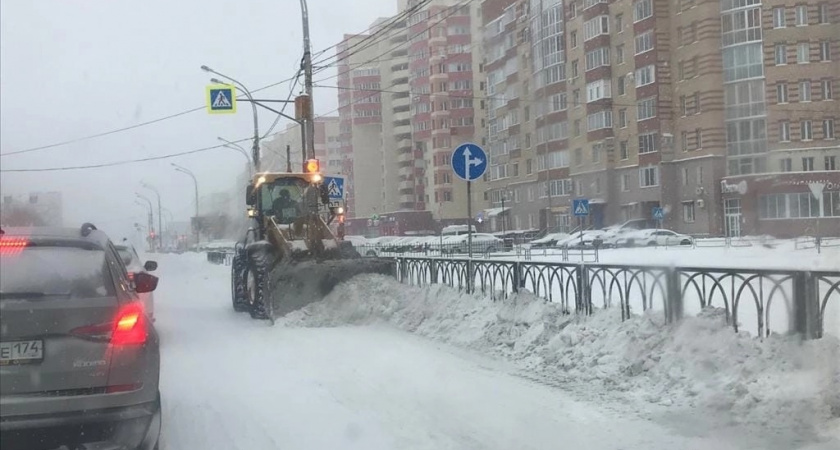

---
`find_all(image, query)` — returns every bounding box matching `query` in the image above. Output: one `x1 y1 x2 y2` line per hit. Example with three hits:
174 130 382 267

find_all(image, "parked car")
445 233 504 254
0 223 161 450
115 241 159 321
557 230 609 249
529 232 571 249
617 228 695 247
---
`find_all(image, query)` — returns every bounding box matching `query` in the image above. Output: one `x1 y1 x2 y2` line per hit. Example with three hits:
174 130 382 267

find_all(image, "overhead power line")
1 73 302 158
0 139 252 173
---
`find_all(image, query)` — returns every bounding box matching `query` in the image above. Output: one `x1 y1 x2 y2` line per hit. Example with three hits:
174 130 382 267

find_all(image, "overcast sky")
0 0 394 242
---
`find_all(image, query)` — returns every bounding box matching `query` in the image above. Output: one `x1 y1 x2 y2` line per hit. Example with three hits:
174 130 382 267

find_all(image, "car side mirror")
144 260 158 271
134 272 159 293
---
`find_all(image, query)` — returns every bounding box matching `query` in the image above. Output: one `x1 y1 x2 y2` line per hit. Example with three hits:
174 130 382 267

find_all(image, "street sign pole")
467 180 472 260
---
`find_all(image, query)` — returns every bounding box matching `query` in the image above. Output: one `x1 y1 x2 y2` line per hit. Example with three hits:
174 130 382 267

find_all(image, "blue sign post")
572 199 590 247
451 143 488 262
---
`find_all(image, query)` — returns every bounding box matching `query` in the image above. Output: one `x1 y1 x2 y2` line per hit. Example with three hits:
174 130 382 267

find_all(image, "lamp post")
299 0 316 161
135 193 155 252
202 67 260 169
171 163 200 247
140 182 163 251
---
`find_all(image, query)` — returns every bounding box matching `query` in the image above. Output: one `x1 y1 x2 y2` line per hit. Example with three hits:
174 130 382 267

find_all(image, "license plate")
0 340 44 365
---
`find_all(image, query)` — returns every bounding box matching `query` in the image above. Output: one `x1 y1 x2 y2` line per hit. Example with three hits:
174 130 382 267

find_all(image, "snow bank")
284 274 840 436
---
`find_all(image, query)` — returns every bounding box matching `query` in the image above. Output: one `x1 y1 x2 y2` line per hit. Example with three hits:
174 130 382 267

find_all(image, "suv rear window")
0 245 115 299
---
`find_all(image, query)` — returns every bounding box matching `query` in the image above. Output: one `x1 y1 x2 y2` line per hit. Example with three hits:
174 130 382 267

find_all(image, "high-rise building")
260 117 339 173
407 0 486 226
477 0 838 237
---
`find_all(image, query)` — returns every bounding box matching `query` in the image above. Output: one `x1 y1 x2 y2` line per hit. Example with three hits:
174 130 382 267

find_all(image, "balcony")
399 193 416 204
393 95 410 110
429 71 448 83
431 127 451 137
394 123 411 136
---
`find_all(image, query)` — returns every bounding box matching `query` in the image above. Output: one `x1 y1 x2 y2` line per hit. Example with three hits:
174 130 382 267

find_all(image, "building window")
773 7 786 28
617 76 626 95
637 97 657 121
780 121 791 141
680 95 688 116
574 148 583 165
585 47 610 71
634 0 653 22
797 42 810 63
796 5 808 26
760 192 840 219
618 109 627 128
592 143 602 163
616 44 625 64
823 80 834 100
780 158 792 172
616 14 623 31
801 120 813 140
775 44 787 65
803 157 815 171
586 79 612 102
683 202 696 223
777 83 788 103
695 128 703 148
569 1 577 18
638 132 658 153
570 31 578 48
681 167 689 186
620 141 629 160
587 111 612 130
678 61 686 80
825 119 836 139
825 156 837 170
574 120 581 136
621 174 630 191
682 131 688 151
583 15 609 41
639 166 659 187
635 30 654 54
800 81 812 101
572 60 579 78
573 90 581 107
819 41 831 61
818 3 829 24
697 166 704 184
526 158 533 174
635 65 656 87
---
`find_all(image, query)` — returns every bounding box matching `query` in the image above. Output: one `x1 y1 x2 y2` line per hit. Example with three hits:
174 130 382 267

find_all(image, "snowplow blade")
267 258 396 318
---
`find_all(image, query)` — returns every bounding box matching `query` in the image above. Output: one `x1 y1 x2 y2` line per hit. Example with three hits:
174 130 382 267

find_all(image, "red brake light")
111 303 147 346
0 237 28 256
127 272 135 283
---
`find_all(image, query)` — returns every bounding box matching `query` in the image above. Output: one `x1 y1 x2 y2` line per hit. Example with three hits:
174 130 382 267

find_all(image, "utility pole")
300 0 316 162
141 182 163 251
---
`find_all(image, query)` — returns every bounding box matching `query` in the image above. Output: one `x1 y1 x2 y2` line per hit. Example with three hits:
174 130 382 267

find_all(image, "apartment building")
720 0 839 237
1 191 63 227
408 0 486 225
477 0 837 237
336 31 385 218
260 117 339 172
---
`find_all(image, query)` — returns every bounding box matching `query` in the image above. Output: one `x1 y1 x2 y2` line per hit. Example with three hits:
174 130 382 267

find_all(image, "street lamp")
202 66 260 170
135 193 155 252
171 162 200 247
140 182 163 251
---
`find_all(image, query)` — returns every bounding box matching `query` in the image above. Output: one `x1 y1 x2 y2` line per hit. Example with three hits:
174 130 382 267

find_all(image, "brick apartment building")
479 0 838 237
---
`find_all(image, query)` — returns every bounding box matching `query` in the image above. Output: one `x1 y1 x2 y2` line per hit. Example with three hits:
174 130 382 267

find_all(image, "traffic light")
304 159 320 173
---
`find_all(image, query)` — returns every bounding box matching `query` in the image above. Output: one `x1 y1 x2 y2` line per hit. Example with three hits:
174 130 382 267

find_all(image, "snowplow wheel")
231 252 249 312
246 246 275 321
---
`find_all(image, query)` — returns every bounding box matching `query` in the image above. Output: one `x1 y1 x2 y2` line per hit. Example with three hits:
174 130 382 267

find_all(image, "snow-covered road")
152 254 837 450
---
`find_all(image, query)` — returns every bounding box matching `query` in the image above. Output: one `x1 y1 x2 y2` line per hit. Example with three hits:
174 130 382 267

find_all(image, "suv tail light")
111 303 147 345
0 236 28 256
71 302 147 345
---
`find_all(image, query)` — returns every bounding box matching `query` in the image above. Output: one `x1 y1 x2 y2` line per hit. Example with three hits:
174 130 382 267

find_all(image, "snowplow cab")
233 160 394 323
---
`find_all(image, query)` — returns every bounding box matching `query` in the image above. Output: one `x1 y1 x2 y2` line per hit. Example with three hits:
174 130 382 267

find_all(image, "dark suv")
0 223 161 450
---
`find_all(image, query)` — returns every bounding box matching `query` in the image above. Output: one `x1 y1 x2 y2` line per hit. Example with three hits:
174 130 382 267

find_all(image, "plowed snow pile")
284 274 840 437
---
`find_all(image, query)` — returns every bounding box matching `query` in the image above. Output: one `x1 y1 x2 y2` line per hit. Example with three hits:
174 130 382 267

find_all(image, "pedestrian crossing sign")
573 199 590 216
206 84 237 114
324 176 345 200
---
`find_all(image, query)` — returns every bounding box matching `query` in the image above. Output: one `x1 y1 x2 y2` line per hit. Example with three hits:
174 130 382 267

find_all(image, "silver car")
0 224 161 450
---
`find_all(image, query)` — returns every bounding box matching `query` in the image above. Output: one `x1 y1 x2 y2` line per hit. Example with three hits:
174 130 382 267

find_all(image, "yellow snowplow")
230 159 394 323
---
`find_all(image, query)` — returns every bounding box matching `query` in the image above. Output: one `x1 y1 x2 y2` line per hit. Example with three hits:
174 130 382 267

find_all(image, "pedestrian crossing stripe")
328 179 341 197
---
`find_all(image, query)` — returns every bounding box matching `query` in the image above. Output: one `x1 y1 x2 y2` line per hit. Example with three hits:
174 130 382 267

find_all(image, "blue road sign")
451 142 487 181
324 176 345 200
206 84 236 114
573 199 590 217
652 207 665 221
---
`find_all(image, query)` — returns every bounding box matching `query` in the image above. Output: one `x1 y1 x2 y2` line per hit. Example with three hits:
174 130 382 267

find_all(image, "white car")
445 233 504 254
557 230 609 249
529 232 571 249
115 242 158 320
618 229 694 247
